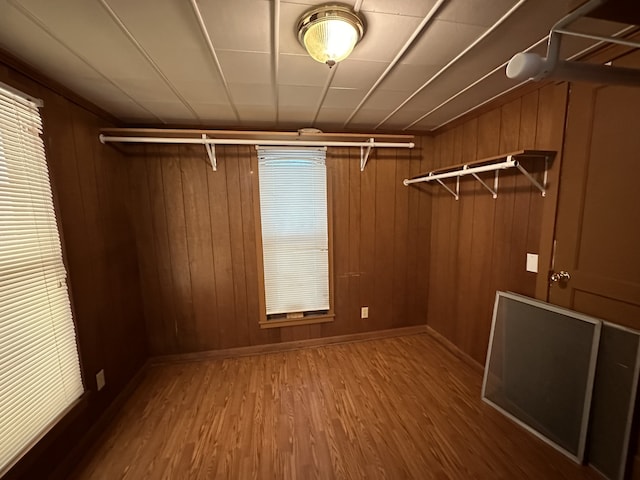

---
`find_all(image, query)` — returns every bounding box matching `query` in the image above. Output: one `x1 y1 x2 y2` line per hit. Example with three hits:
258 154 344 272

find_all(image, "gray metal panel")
482 291 602 462
587 322 640 480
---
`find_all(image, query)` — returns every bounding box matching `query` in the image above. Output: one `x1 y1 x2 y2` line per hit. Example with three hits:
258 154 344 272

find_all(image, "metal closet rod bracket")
360 138 374 171
202 134 217 171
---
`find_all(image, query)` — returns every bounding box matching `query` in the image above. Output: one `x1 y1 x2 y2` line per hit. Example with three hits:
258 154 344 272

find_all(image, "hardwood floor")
73 333 601 479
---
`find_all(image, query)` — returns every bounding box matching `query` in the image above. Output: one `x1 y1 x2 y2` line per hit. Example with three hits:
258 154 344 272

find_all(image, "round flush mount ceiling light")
297 4 365 68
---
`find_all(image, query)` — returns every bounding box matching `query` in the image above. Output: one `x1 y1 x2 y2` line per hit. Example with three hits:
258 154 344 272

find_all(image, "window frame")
251 149 335 329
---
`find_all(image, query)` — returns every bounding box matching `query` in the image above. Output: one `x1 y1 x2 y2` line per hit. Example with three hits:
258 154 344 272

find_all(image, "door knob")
550 270 571 284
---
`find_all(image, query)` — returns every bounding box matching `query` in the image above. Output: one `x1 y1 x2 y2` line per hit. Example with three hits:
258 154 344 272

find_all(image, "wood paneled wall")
0 59 147 479
127 140 431 355
425 83 568 365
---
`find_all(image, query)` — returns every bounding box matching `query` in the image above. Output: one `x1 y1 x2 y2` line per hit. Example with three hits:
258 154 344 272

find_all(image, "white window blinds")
0 84 83 475
257 147 329 316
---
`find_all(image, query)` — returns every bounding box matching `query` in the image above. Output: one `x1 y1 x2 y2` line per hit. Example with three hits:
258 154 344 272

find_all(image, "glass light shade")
303 19 358 64
297 6 365 67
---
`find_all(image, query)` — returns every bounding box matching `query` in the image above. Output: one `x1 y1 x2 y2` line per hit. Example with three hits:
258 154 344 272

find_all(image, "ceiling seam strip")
374 0 527 130
342 0 447 128
188 0 241 124
7 0 164 124
311 66 339 126
308 0 363 129
97 0 202 122
428 25 637 132
403 37 548 130
272 0 280 124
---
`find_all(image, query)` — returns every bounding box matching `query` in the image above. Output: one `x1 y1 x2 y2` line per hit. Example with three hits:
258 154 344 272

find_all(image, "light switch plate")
526 253 539 273
96 369 106 391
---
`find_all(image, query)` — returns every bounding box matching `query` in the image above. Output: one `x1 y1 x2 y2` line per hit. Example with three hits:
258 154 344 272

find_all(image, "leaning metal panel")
482 291 601 462
587 322 640 480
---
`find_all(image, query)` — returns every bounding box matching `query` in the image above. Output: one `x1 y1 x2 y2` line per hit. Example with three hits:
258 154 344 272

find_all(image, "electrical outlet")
526 253 539 273
361 306 369 319
96 369 106 391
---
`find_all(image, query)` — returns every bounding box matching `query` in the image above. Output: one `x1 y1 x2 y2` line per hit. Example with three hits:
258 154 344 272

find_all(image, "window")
0 83 83 475
256 147 333 326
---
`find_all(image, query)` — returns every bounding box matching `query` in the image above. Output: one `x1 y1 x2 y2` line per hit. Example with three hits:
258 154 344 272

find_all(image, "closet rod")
99 134 414 149
403 158 515 186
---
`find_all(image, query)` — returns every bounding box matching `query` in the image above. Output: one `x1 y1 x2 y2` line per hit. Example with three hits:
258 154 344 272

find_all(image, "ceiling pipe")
506 0 640 86
188 0 241 122
507 52 640 85
97 0 201 121
312 66 338 126
271 0 280 123
342 0 447 128
430 24 637 131
7 0 164 123
374 0 527 130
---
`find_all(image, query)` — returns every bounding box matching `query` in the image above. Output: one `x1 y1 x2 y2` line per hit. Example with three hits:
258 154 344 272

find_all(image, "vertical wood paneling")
162 148 196 351
443 130 459 340
427 87 568 364
128 157 163 353
533 84 569 300
181 146 217 351
330 148 351 336
414 137 432 324
373 150 396 330
392 150 410 328
469 110 500 362
224 145 250 348
491 99 520 293
509 91 538 292
427 135 446 336
347 148 362 327
146 150 179 353
129 145 428 354
359 149 377 328
405 138 430 325
239 147 270 347
207 145 236 349
456 119 478 356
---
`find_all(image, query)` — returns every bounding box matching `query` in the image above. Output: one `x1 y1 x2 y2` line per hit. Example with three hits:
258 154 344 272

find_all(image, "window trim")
251 150 335 328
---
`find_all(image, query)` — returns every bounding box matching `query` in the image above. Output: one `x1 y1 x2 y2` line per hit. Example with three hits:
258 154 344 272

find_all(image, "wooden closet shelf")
409 149 556 179
403 149 556 200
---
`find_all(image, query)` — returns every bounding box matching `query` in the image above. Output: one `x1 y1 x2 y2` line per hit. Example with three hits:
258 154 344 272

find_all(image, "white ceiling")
0 0 631 132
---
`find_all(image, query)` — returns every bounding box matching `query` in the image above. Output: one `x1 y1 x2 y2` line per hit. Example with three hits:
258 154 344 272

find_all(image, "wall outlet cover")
526 253 539 273
361 307 369 319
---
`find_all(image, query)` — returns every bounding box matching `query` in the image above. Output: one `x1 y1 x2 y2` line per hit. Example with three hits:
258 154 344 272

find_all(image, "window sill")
259 314 335 329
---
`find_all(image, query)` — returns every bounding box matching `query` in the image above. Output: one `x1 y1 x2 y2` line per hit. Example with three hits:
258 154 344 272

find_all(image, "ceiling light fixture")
297 4 365 68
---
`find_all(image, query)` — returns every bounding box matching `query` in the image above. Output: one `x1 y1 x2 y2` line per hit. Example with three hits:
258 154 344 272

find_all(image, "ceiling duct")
506 0 640 86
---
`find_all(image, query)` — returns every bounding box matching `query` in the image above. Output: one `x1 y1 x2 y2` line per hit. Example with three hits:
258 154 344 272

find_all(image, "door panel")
550 82 640 324
550 62 640 479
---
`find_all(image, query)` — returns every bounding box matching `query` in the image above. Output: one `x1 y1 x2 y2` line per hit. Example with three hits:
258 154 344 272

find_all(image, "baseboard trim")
60 360 150 480
425 326 484 374
150 325 429 366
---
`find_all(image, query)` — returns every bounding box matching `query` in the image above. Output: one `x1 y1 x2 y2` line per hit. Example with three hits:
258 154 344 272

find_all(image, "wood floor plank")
73 334 601 480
